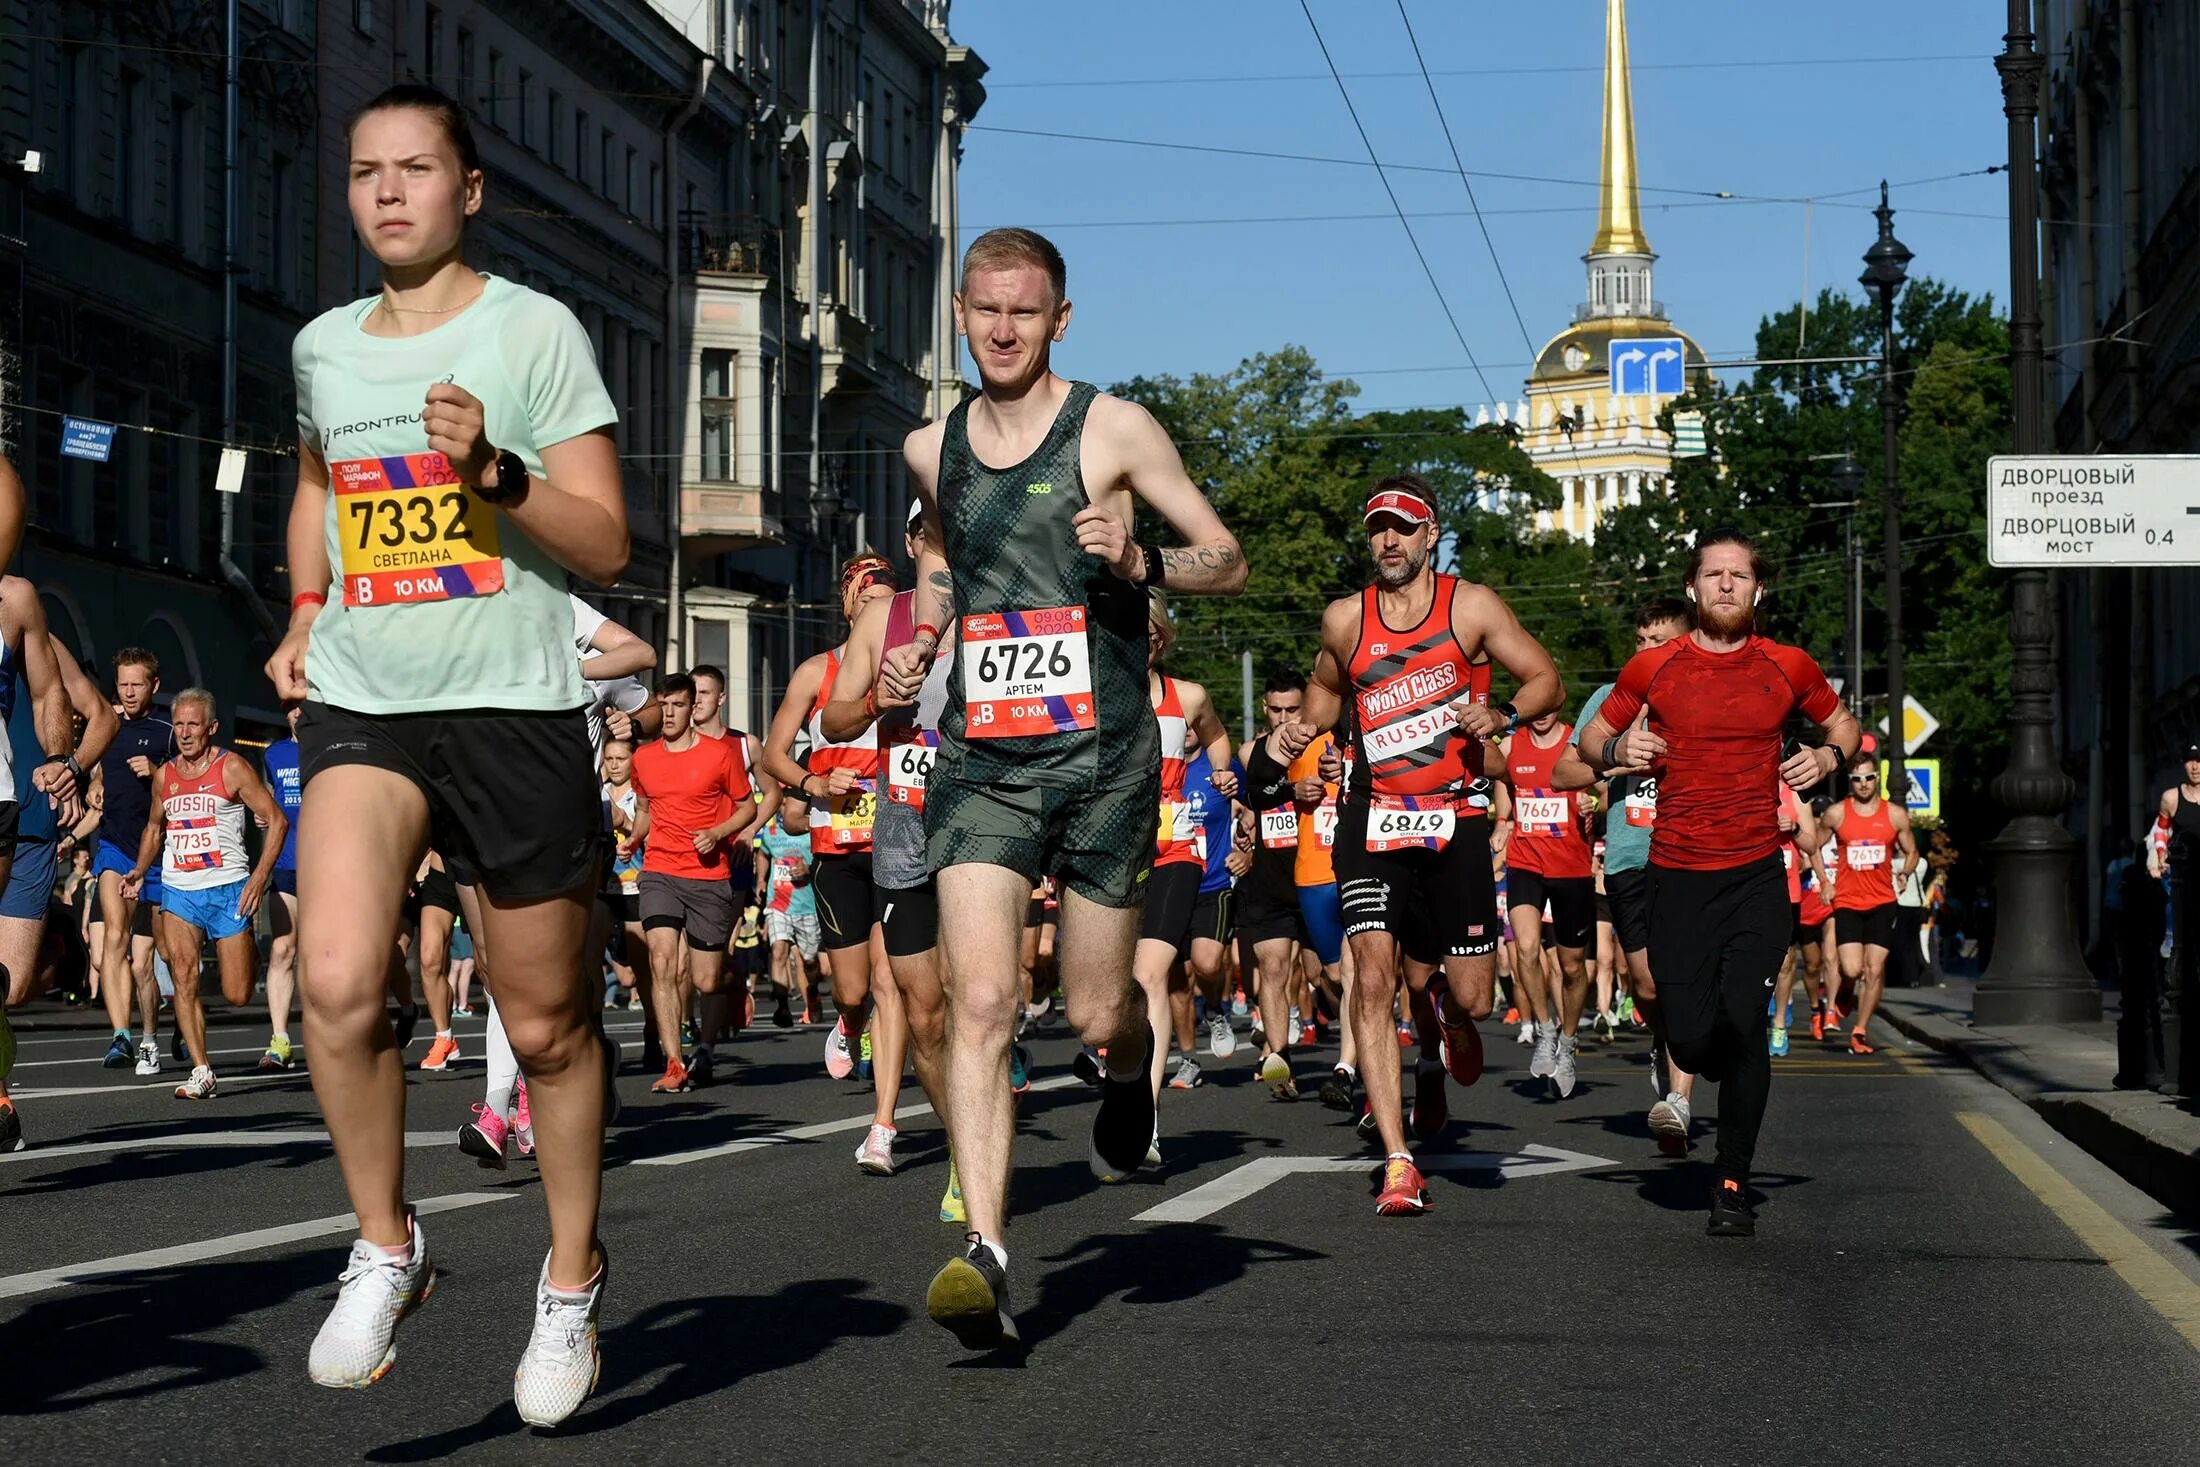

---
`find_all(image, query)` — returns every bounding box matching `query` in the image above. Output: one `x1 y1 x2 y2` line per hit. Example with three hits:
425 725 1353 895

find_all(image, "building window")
625 145 638 215
602 132 618 203
273 153 295 299
457 28 475 109
1615 269 1631 306
424 4 441 86
169 96 200 255
354 0 377 37
700 350 735 481
575 110 591 185
649 162 661 226
518 71 534 149
759 354 777 492
487 50 506 131
118 69 144 228
549 89 564 170
61 43 95 207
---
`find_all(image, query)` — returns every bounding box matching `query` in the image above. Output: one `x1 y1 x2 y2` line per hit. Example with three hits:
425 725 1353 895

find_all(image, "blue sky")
952 0 2014 414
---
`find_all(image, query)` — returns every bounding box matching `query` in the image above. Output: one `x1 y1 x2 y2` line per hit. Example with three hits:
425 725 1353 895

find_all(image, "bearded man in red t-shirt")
1570 531 1860 1238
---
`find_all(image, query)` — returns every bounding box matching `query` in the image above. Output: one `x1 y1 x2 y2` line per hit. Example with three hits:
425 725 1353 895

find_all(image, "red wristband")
291 591 327 614
862 688 878 719
913 622 941 644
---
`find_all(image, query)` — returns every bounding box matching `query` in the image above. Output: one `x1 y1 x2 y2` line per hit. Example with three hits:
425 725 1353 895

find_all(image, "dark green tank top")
934 381 1156 790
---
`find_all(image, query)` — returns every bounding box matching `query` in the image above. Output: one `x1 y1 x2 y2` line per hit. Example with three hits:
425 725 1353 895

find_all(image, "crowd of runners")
0 82 1942 1420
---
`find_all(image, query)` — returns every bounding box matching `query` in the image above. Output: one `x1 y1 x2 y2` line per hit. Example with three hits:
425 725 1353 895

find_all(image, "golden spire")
1592 0 1650 257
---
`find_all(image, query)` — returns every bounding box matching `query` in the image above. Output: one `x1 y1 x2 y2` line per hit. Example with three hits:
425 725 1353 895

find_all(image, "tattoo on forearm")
927 567 954 617
1158 542 1242 587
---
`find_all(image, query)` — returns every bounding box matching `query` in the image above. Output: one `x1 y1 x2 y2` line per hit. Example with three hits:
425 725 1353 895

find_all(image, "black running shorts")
298 701 598 905
1187 885 1232 952
1236 850 1304 946
1645 855 1786 1080
1333 804 1499 963
1834 901 1899 950
881 880 939 958
813 851 882 950
1507 868 1596 950
1139 861 1203 949
1604 866 1652 955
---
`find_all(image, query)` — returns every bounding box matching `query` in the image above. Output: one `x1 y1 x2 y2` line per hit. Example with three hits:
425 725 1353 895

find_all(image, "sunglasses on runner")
1851 772 1879 783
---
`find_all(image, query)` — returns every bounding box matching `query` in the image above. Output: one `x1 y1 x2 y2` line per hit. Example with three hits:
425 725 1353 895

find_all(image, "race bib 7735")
331 452 504 607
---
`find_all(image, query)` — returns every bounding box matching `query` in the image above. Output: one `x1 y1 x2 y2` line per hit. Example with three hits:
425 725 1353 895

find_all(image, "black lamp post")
1832 453 1866 717
1860 184 1912 798
1975 4 2097 1024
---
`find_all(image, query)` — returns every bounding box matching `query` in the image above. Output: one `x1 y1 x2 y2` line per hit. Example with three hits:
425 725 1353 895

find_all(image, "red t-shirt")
630 736 753 880
1598 635 1841 872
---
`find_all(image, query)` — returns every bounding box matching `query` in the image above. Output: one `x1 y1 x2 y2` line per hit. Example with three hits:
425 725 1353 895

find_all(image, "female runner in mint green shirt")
266 84 626 1427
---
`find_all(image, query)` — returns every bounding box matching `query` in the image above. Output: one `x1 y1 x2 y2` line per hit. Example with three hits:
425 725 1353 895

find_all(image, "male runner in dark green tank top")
883 228 1247 1351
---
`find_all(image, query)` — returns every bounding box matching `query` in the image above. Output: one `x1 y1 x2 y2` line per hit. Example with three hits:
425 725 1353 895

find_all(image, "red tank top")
1504 722 1591 879
1778 782 1805 902
1833 798 1898 910
1347 574 1483 799
1153 675 1201 867
806 648 881 856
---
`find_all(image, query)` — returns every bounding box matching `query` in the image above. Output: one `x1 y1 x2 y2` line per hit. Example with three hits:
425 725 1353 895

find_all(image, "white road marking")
12 1043 301 1070
1131 1143 1616 1224
0 1129 456 1165
0 1191 517 1300
636 1073 1084 1167
9 1073 305 1100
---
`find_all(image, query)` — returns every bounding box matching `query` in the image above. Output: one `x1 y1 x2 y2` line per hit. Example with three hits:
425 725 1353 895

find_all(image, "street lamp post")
1860 186 1912 798
1975 4 2098 1024
1832 453 1866 719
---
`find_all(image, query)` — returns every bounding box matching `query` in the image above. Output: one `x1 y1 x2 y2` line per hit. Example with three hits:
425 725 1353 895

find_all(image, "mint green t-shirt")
292 275 617 715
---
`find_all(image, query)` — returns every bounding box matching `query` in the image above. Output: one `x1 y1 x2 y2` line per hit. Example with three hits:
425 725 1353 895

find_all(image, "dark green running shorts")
926 772 1159 908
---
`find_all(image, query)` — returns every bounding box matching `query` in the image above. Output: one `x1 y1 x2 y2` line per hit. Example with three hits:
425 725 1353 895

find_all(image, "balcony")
680 481 787 557
679 212 785 283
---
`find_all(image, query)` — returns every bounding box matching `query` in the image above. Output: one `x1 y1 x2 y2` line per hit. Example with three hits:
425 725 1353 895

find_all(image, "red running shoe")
1501 1006 1521 1026
1848 1028 1876 1055
649 1057 692 1093
1433 983 1485 1086
1374 1155 1429 1216
1810 1009 1825 1042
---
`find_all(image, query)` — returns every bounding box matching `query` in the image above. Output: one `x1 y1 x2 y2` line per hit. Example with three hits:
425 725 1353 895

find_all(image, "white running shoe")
513 1250 605 1428
308 1216 435 1388
1529 1022 1558 1079
134 1039 160 1077
1287 1011 1304 1048
1206 1013 1236 1059
1145 1123 1162 1167
174 1064 218 1100
1515 1020 1535 1046
1551 1036 1579 1099
1167 1057 1204 1090
1648 1092 1693 1154
854 1122 897 1176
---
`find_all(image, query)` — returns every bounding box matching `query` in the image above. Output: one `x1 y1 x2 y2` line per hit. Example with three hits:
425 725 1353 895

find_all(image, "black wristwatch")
1494 700 1519 732
477 448 530 507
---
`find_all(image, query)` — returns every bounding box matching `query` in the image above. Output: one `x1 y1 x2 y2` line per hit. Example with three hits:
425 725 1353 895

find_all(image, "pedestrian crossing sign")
1903 758 1940 819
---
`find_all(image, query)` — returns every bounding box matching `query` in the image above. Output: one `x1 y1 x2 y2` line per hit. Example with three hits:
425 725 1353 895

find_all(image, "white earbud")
1685 586 1697 602
1753 588 1763 606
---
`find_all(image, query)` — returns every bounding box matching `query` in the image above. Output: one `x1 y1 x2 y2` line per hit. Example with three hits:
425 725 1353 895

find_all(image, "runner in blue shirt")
260 704 304 1071
1172 750 1247 1088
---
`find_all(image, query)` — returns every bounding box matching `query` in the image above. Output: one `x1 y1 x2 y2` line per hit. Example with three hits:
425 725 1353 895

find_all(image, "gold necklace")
377 286 484 317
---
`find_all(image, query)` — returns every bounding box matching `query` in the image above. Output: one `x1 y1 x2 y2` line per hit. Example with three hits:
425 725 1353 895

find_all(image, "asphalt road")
6 999 2200 1465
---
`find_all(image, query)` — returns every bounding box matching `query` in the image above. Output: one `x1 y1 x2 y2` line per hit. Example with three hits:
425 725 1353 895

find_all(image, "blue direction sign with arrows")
1610 337 1686 397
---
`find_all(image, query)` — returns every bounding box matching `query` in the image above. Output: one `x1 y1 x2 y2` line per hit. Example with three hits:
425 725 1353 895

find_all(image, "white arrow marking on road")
0 1130 457 1165
0 1191 517 1300
635 1073 1084 1167
1131 1143 1615 1224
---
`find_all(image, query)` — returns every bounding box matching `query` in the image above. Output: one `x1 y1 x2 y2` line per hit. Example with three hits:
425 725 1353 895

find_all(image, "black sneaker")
1088 1026 1156 1183
170 1028 189 1064
772 990 794 1029
926 1234 1019 1350
1071 1047 1105 1088
684 1047 715 1089
393 1004 421 1051
0 1101 23 1153
1706 1177 1756 1237
1318 1066 1357 1112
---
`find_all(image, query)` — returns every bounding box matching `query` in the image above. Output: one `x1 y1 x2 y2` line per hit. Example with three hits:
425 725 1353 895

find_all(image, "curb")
1876 1000 2200 1221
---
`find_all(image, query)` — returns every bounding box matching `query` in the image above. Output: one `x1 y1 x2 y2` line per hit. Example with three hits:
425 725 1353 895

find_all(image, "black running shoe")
927 1234 1019 1350
1088 1026 1156 1183
0 1101 23 1153
684 1046 715 1089
170 1028 189 1064
1318 1066 1357 1113
772 990 794 1028
1071 1047 1105 1088
393 1004 421 1051
1706 1176 1756 1237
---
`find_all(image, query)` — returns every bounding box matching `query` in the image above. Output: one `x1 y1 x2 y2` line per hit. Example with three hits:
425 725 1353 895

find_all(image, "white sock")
435 1029 453 1042
979 1237 1007 1270
482 999 519 1115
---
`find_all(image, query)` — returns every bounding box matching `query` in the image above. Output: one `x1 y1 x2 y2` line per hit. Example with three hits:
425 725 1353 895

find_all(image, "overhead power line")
1298 0 1497 404
987 54 1996 89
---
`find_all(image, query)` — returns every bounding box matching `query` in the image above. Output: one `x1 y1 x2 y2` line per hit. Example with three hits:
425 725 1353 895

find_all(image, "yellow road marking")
1958 1109 2200 1354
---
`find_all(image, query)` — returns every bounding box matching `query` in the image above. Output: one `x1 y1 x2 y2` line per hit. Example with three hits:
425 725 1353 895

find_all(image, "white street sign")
1989 454 2200 566
1131 1143 1614 1224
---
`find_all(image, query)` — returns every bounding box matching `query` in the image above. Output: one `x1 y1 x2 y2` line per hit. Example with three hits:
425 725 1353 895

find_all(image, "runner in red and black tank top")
1246 475 1565 1197
1498 714 1597 1095
1152 675 1202 870
1821 751 1917 1053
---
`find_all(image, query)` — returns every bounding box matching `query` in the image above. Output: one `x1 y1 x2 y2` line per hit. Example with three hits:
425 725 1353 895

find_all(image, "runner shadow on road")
361 1277 909 1456
0 1253 336 1414
977 1224 1324 1357
1585 1163 1812 1214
